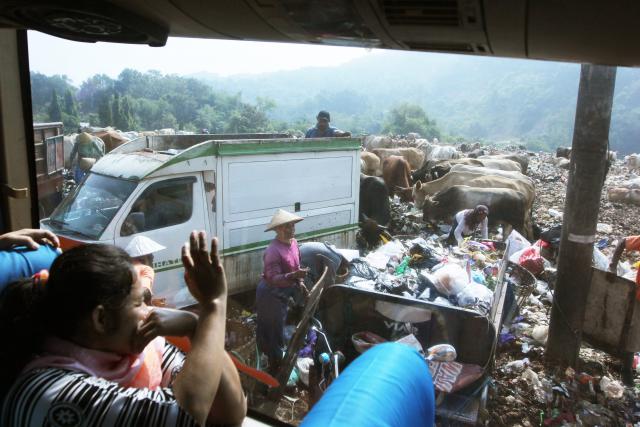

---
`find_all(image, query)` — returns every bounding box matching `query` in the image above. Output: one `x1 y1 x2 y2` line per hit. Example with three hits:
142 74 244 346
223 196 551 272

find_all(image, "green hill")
193 51 640 154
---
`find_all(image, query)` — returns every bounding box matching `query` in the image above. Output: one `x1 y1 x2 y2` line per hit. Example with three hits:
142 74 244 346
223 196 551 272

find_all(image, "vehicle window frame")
120 176 197 237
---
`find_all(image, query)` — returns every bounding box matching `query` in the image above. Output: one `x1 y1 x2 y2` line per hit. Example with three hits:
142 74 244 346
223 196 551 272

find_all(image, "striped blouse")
1 343 198 427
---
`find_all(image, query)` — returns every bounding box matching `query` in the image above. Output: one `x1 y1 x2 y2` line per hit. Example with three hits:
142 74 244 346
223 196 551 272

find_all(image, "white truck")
42 134 361 307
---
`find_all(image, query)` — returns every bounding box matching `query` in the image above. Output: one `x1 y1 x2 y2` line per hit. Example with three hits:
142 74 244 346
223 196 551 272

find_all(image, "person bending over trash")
299 241 350 288
0 231 246 426
447 205 489 246
305 110 351 138
255 209 309 374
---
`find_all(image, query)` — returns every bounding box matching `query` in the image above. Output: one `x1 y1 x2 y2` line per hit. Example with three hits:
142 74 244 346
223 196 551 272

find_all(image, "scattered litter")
600 376 624 399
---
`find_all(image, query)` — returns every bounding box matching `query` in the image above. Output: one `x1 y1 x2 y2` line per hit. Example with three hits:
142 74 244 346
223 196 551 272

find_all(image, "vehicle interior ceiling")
0 0 638 231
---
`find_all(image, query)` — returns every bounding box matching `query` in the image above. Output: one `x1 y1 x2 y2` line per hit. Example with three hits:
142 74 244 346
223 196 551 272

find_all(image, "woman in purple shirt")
255 209 309 373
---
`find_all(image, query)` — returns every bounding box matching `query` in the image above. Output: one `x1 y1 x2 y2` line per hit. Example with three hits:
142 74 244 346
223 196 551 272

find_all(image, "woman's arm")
171 232 246 426
454 214 465 245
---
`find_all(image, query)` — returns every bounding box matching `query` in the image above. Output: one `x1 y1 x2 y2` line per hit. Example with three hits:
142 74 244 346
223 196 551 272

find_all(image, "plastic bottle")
394 256 411 275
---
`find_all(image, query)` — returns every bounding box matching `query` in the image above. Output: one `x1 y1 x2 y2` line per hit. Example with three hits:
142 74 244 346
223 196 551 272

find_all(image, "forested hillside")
196 51 640 154
31 50 640 154
30 70 278 135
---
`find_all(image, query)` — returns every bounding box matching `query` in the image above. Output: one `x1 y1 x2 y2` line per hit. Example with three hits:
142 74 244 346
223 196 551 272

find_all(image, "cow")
468 148 486 158
475 157 522 172
412 172 535 213
422 185 531 238
556 147 572 159
363 135 394 150
607 187 640 206
382 156 413 202
459 142 481 153
415 141 460 161
479 154 529 174
361 151 382 176
421 159 523 181
625 154 640 171
359 174 391 225
412 158 484 182
553 157 570 169
372 147 425 170
449 164 533 183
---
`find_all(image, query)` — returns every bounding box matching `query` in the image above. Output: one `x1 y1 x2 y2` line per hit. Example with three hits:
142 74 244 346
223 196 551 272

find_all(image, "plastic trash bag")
348 258 379 281
506 230 531 258
296 357 314 386
432 263 469 296
377 239 406 258
456 283 493 315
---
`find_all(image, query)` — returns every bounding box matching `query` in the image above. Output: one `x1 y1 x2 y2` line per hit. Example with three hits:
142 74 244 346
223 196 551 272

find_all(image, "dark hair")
0 244 134 395
317 110 330 121
464 205 489 230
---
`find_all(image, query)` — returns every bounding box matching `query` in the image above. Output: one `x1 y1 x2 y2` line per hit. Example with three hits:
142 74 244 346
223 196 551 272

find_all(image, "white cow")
363 135 394 150
416 141 460 161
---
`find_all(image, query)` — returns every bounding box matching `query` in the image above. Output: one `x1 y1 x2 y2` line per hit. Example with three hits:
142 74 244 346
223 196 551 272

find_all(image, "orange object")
128 339 163 389
166 336 192 353
165 336 279 388
229 353 279 388
57 235 84 251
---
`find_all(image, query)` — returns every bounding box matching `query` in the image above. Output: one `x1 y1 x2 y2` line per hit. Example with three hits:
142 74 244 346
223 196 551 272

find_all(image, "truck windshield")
48 173 137 239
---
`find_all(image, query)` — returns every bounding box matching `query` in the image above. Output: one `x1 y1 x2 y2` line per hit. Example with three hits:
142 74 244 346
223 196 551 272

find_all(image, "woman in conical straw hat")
124 236 166 303
255 209 309 374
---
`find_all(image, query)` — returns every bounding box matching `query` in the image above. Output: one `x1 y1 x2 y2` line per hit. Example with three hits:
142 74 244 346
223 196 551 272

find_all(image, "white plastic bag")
506 230 531 259
456 283 493 314
432 263 469 296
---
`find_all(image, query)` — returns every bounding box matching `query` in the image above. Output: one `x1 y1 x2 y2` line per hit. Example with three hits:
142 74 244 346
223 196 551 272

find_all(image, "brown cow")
372 147 425 170
382 156 413 202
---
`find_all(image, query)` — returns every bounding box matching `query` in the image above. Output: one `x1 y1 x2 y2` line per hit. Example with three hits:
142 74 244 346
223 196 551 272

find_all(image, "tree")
112 93 125 130
48 89 63 122
121 96 136 130
63 89 78 117
61 89 80 130
383 103 440 139
98 95 113 127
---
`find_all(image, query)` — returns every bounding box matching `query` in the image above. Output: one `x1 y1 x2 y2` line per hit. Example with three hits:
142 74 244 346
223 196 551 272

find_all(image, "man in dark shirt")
305 110 351 138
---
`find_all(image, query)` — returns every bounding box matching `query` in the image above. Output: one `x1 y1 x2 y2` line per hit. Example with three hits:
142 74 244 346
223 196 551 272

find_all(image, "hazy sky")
27 31 373 85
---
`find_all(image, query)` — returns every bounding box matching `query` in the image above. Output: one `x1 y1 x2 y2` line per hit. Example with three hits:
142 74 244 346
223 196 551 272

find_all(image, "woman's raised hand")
181 231 227 307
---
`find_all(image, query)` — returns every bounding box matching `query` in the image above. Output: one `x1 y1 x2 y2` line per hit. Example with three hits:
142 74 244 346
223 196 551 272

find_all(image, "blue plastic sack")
301 342 435 427
0 245 60 292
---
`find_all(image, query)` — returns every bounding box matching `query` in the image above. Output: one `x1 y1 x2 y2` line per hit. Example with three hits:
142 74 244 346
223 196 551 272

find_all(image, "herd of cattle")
358 135 535 242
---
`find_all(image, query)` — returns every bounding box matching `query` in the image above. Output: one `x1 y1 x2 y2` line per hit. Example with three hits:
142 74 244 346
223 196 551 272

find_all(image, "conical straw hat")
265 209 303 232
125 235 166 257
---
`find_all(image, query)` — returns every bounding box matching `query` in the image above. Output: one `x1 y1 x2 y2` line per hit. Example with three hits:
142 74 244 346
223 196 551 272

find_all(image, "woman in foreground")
0 231 246 426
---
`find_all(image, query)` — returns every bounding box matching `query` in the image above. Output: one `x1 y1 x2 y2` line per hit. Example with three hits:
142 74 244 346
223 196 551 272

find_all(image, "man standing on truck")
305 110 351 138
68 132 105 183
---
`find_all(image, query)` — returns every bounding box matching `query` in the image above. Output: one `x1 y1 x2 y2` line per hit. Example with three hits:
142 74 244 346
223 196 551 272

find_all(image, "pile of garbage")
488 150 640 426
348 228 509 316
350 146 640 425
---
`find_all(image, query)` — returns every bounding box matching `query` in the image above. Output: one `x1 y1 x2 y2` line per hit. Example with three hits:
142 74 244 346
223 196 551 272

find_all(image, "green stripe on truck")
217 138 361 156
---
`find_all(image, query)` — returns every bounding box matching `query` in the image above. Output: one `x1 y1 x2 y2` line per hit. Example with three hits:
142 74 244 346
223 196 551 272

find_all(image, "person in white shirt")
447 205 489 246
